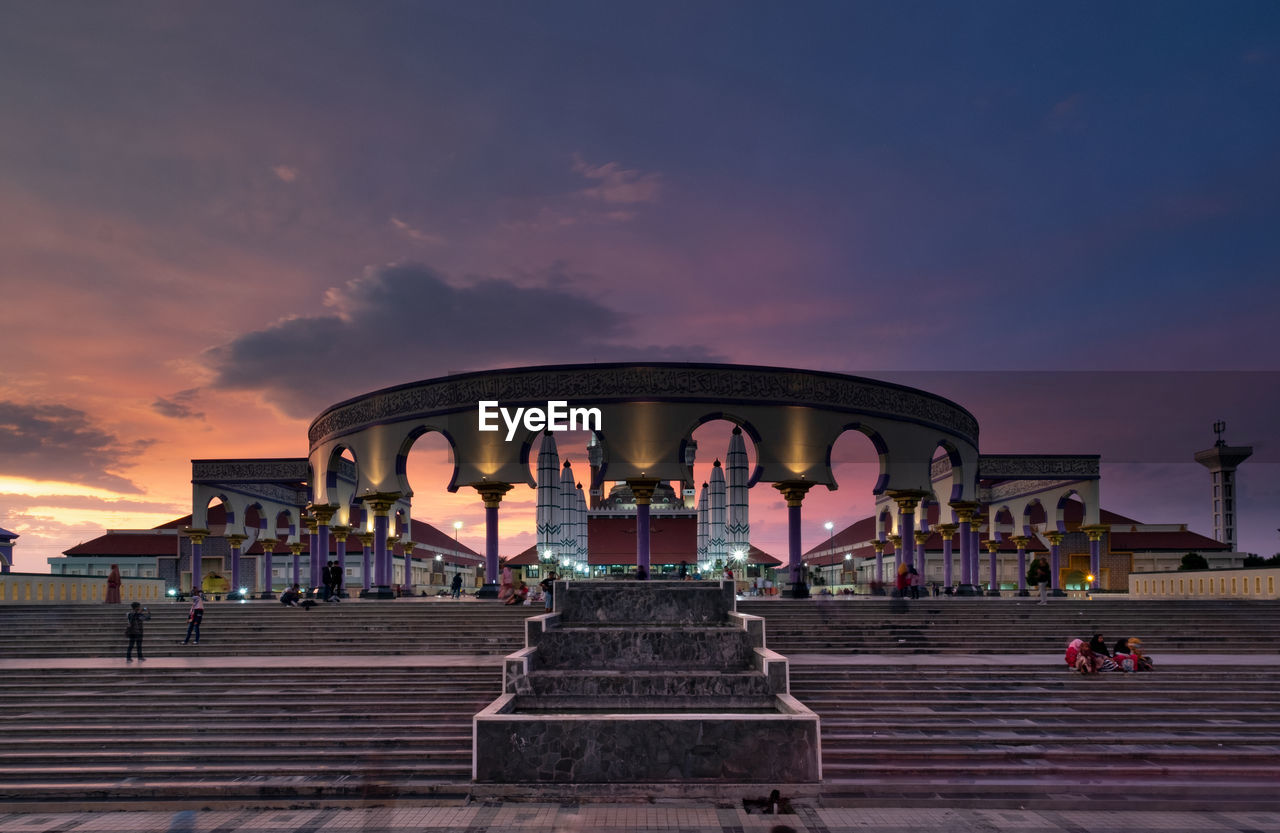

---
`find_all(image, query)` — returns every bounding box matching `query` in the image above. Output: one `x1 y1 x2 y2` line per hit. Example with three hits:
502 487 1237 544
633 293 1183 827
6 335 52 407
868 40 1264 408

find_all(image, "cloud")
151 388 205 420
272 165 298 183
0 492 183 514
390 216 446 245
571 154 662 205
0 402 151 493
202 262 720 418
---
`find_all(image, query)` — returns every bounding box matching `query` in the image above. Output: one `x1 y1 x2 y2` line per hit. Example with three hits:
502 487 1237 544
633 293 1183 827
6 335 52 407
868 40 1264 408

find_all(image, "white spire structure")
708 459 727 566
697 483 709 567
560 461 578 570
726 427 750 558
576 481 589 564
536 433 561 561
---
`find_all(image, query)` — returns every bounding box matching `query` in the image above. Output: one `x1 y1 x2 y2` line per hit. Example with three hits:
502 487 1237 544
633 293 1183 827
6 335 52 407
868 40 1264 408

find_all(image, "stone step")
532 628 753 670
516 669 775 698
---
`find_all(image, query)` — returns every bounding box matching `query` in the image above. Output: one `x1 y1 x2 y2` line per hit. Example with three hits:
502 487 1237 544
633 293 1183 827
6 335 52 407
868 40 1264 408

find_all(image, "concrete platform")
0 803 1277 833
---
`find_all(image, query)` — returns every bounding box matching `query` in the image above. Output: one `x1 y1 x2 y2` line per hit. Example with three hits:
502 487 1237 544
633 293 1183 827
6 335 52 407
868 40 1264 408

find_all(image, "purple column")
1089 537 1100 588
189 533 205 593
292 546 301 586
956 512 973 594
361 535 372 591
486 503 500 587
1016 540 1028 596
403 545 413 594
787 502 803 585
898 508 915 569
1049 534 1062 594
374 512 389 588
228 537 243 594
629 481 658 579
637 502 651 577
315 515 332 592
916 534 927 584
988 544 999 594
261 541 275 598
874 542 885 586
334 531 347 598
305 521 318 592
938 527 954 590
970 528 981 586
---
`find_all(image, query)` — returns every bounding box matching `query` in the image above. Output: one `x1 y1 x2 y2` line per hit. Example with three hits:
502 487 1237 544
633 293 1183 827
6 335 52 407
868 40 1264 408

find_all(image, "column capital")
473 482 514 508
308 504 337 524
888 534 902 550
289 543 305 556
985 539 1001 554
183 528 209 545
873 540 886 554
913 531 930 546
386 537 402 552
361 492 403 515
949 501 981 523
330 525 351 543
886 489 929 513
934 523 958 539
302 516 319 532
772 479 815 507
1012 535 1031 550
260 538 278 553
358 532 376 547
626 478 661 506
1046 531 1064 546
225 533 247 547
1082 524 1110 541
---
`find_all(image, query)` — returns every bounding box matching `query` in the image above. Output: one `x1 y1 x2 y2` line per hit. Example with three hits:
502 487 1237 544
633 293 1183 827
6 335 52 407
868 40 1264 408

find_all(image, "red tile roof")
64 533 183 557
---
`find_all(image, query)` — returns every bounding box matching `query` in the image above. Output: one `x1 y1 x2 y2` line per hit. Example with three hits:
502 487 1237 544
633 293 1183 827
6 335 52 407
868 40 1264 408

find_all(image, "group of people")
1065 632 1154 674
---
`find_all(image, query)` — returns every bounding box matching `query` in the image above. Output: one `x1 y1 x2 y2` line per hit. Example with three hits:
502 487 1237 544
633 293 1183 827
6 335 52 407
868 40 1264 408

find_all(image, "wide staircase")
738 597 1280 653
0 597 1277 810
0 601 530 657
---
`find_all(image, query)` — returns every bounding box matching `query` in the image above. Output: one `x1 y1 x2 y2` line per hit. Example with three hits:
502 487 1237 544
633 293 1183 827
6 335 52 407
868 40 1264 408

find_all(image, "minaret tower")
1194 421 1252 551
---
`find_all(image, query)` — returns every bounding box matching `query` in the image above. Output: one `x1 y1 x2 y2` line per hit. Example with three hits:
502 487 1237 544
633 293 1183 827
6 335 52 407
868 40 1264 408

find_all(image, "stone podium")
472 580 821 800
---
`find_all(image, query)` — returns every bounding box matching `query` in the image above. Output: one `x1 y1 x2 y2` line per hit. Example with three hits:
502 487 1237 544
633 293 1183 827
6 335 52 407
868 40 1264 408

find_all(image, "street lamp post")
453 521 462 592
825 521 834 588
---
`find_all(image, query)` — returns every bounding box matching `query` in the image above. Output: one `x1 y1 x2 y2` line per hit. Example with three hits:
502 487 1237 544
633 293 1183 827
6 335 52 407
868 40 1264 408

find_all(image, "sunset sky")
2 2 1278 571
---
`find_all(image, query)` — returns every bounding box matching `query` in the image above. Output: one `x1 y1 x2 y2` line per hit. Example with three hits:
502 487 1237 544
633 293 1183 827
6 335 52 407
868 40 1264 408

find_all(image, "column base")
361 586 397 600
258 591 276 600
475 584 499 599
956 584 979 596
1051 589 1068 597
985 588 1002 597
1017 589 1030 597
790 582 810 599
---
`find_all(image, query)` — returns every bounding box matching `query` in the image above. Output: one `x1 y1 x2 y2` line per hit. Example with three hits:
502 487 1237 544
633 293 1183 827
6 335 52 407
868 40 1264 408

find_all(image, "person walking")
450 572 463 599
181 591 204 645
125 601 151 662
105 564 122 604
1027 556 1051 605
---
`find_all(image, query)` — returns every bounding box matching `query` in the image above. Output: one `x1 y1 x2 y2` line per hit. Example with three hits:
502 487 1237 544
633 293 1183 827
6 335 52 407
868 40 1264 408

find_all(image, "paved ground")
1 652 1276 670
1 805 1279 833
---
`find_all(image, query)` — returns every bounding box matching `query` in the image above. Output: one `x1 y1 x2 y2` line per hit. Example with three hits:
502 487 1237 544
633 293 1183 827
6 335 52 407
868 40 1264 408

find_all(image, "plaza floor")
2 804 1279 833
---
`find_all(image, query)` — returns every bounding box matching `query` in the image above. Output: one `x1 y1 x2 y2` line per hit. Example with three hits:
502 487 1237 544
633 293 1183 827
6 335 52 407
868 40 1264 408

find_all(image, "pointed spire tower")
697 482 709 567
726 427 750 559
576 482 589 563
536 433 561 561
560 461 578 569
708 459 727 565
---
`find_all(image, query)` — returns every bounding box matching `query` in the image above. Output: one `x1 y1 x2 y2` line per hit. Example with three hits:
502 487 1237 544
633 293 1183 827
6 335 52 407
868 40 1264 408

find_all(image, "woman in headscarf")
105 564 122 604
1088 633 1118 671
